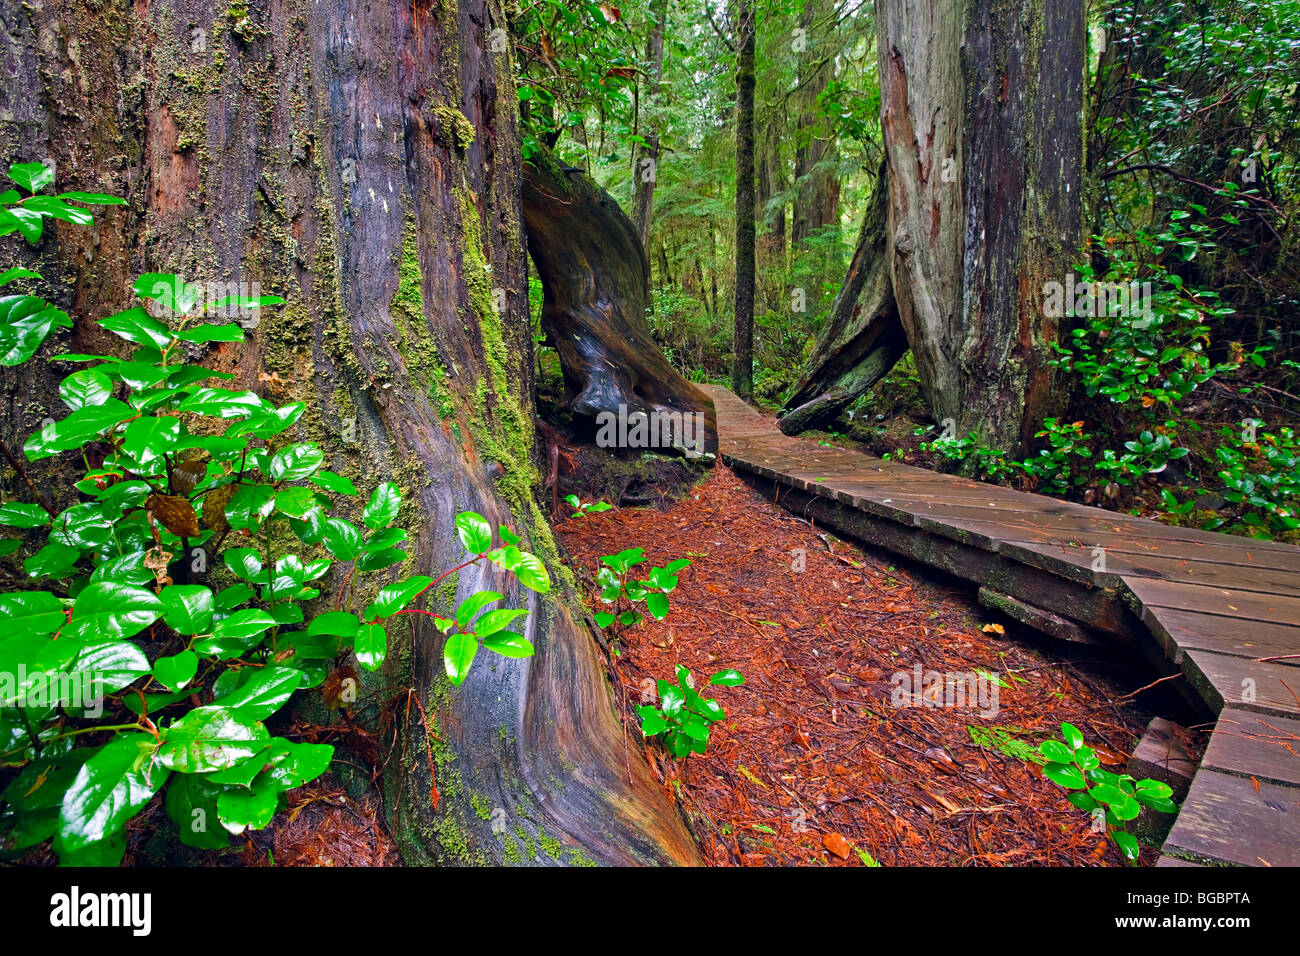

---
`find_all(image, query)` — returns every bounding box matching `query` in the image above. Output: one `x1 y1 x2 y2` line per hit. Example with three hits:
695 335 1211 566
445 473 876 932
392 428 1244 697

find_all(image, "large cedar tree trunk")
876 0 1083 452
0 0 698 866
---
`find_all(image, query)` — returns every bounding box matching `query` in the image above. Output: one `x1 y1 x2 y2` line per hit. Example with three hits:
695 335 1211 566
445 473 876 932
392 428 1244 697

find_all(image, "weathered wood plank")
977 587 1105 644
1124 577 1300 630
1140 606 1300 667
750 477 1143 640
1181 648 1300 719
1203 709 1300 787
1163 768 1300 866
1008 541 1300 596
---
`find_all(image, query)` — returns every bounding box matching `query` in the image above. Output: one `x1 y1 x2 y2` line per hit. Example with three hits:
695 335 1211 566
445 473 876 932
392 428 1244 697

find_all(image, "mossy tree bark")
0 0 698 866
630 0 667 255
791 0 840 248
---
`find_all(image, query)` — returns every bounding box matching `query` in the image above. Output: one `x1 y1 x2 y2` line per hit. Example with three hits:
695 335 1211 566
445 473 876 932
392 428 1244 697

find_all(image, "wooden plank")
1163 768 1300 866
1203 709 1300 787
749 477 1142 640
1181 648 1300 719
1156 854 1203 866
1124 577 1300 629
848 497 1300 556
1141 606 1300 667
1013 541 1300 596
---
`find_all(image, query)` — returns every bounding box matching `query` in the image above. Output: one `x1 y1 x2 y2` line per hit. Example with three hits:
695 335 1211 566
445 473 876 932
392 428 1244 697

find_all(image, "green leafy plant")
1038 721 1178 863
592 547 690 630
1207 423 1300 537
0 169 550 864
562 494 612 519
637 664 744 758
1 161 124 366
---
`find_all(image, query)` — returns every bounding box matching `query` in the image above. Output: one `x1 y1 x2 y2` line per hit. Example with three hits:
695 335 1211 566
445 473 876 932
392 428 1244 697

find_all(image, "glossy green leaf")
708 669 745 687
454 510 492 553
0 501 50 528
355 622 387 671
309 470 357 496
63 582 163 643
1043 762 1087 790
211 666 301 720
1039 740 1075 764
1060 722 1085 750
216 779 280 834
269 442 324 482
363 482 401 530
98 306 173 349
364 575 432 621
153 650 199 692
307 611 361 639
0 591 66 638
9 161 53 195
481 630 534 658
455 590 502 626
58 368 113 410
471 608 529 638
322 517 363 561
164 773 230 848
513 551 551 593
443 631 477 685
58 733 168 852
158 585 215 635
157 706 269 773
1112 830 1140 862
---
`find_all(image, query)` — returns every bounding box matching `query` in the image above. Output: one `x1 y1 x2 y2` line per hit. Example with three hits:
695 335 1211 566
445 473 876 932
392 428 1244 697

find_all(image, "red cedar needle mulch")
557 465 1170 867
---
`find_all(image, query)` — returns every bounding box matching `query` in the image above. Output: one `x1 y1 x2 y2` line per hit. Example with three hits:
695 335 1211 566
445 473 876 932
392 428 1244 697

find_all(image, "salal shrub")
0 162 549 864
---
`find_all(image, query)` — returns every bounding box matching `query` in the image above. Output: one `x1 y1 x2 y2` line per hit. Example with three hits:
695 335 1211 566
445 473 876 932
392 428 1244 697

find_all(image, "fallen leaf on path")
823 832 852 860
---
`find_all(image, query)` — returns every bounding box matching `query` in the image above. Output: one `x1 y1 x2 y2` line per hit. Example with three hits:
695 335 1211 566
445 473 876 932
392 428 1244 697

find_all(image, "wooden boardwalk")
700 385 1300 866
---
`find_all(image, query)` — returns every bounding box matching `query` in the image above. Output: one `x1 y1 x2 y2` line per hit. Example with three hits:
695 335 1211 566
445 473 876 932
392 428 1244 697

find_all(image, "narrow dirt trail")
558 466 1158 866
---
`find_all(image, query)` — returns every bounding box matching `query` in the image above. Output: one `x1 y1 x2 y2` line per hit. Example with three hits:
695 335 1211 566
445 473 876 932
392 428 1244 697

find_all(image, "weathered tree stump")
523 147 717 459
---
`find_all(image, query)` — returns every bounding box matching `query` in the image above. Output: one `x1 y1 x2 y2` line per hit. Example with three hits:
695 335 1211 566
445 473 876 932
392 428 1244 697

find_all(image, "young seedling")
562 494 612 519
1038 721 1178 863
593 547 690 630
638 664 745 758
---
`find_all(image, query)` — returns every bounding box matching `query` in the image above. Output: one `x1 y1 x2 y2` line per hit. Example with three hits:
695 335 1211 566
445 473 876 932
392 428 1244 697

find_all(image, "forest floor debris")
557 465 1203 866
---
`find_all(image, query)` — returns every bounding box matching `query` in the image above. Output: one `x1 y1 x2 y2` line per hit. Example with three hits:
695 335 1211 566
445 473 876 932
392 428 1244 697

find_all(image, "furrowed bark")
732 0 757 402
1 0 698 867
875 0 1083 453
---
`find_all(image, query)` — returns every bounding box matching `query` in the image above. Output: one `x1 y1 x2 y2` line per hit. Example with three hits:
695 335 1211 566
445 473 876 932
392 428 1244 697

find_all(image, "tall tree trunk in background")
876 0 1083 452
792 0 840 246
632 0 668 254
756 126 786 312
0 0 698 866
732 0 757 401
779 166 906 433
